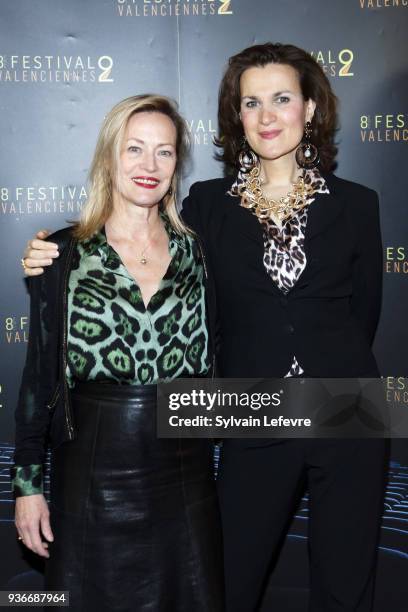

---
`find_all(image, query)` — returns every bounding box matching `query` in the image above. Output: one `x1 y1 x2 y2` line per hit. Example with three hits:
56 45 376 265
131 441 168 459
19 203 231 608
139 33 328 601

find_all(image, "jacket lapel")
224 188 264 245
305 175 343 242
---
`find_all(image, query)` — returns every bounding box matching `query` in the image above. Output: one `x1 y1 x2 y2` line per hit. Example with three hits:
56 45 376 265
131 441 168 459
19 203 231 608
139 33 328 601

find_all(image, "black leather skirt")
45 383 224 611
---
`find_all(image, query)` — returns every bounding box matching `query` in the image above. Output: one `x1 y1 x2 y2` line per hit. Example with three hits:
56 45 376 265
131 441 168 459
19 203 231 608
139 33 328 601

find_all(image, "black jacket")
13 227 216 467
181 172 383 378
14 229 76 467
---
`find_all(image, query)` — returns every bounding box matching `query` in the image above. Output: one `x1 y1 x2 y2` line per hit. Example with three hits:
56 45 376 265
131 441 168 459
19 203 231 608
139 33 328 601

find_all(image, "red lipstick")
132 176 160 189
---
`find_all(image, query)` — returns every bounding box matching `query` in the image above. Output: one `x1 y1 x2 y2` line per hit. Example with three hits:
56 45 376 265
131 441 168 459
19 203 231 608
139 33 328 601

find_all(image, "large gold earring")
295 121 319 169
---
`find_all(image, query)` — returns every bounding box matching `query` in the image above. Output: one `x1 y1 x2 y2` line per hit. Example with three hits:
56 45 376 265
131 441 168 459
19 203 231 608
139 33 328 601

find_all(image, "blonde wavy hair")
73 94 192 240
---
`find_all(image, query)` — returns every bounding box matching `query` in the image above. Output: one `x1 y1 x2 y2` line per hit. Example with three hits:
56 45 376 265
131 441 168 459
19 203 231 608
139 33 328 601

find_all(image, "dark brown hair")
216 42 338 173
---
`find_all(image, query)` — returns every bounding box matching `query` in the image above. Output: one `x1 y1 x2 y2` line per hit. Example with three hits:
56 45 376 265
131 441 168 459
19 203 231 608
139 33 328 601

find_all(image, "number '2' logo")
338 50 354 77
218 0 233 15
98 56 114 83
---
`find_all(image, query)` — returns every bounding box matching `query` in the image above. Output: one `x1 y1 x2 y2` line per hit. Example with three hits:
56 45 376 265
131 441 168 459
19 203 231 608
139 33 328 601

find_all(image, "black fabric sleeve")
180 182 204 235
181 182 222 365
350 190 383 346
13 275 55 467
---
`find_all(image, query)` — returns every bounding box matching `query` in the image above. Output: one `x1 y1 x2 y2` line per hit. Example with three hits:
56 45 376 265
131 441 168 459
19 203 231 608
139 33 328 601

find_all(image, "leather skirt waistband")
72 381 157 403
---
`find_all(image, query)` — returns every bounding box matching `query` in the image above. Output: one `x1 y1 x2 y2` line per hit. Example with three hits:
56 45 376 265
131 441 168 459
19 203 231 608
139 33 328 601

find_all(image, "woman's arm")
14 274 56 465
350 190 383 346
180 182 204 235
13 273 56 556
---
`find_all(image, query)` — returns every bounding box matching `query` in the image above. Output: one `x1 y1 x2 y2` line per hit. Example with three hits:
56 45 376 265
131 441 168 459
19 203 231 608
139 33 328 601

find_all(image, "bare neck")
259 153 302 189
105 201 163 243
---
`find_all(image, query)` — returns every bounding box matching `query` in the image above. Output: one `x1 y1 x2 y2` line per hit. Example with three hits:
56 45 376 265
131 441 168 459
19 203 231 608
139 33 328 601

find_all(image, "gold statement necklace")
238 164 316 224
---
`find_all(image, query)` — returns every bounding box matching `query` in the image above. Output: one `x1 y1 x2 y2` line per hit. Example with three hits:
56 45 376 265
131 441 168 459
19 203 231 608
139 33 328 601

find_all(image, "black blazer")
181 172 382 378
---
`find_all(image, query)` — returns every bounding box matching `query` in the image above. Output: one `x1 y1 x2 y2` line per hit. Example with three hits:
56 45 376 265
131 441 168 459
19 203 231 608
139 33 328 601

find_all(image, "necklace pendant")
140 257 147 265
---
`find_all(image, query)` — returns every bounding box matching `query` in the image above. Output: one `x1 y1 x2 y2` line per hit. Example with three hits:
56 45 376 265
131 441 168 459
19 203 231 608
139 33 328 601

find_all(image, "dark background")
0 1 407 609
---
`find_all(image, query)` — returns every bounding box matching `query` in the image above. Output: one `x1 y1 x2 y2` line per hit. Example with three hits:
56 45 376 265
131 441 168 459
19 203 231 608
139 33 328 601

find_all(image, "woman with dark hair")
22 43 388 612
183 42 388 612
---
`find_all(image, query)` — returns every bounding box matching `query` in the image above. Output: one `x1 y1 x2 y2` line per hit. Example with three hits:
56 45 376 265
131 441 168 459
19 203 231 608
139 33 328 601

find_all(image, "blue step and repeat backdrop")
0 1 407 610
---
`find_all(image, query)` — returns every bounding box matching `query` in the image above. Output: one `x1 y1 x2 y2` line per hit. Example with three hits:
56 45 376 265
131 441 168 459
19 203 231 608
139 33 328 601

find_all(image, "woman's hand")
15 494 54 558
22 230 59 277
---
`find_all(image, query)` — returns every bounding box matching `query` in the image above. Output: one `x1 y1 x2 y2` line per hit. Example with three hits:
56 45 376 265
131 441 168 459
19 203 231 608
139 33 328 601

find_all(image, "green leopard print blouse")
66 214 209 385
12 214 209 497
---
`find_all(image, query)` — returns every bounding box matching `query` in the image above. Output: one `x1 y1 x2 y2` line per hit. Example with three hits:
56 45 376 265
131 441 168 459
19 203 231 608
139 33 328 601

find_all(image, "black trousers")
217 438 389 612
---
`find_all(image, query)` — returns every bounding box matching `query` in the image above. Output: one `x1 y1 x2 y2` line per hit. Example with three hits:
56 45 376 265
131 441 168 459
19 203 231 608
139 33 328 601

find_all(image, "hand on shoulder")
22 229 59 277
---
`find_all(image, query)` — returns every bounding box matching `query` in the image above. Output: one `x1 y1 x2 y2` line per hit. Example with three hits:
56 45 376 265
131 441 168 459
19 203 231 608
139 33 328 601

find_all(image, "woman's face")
114 111 177 209
239 62 316 164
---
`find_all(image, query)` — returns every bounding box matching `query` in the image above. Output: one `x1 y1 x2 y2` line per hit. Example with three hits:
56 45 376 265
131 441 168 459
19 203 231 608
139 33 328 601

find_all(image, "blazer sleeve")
180 181 203 235
13 274 55 468
350 189 383 346
181 182 222 362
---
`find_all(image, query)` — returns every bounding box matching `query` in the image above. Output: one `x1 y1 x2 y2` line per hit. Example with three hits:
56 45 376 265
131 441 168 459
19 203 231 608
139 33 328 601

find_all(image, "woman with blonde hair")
13 94 224 611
